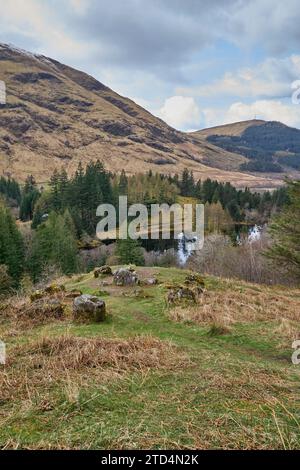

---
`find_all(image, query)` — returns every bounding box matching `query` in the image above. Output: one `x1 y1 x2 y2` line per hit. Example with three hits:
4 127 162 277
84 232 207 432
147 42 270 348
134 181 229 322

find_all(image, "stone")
145 278 158 286
184 273 205 288
94 265 112 278
113 268 139 286
167 286 197 305
122 288 151 299
73 294 106 323
44 284 66 295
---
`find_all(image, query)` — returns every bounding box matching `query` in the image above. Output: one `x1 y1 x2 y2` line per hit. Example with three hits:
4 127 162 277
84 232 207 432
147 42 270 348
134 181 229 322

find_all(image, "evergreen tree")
0 201 24 285
266 180 300 277
118 170 128 195
116 238 145 266
0 176 21 204
20 175 40 221
49 169 61 211
29 210 78 280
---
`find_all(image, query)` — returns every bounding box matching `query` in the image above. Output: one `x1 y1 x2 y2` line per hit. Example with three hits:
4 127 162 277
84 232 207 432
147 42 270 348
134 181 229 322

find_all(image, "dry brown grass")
0 293 70 331
0 334 189 403
0 44 282 189
168 280 300 328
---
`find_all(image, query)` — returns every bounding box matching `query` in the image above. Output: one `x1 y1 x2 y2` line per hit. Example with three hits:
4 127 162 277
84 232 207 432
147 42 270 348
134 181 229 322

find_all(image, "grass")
0 267 300 449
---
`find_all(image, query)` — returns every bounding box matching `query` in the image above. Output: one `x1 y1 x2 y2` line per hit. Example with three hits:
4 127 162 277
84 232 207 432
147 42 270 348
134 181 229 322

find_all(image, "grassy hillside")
1 267 300 449
195 120 267 138
0 44 276 189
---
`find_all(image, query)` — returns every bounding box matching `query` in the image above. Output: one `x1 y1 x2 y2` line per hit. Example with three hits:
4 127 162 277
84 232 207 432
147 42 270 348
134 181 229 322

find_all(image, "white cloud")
69 0 90 15
178 55 300 100
157 96 201 130
0 0 91 60
203 100 300 128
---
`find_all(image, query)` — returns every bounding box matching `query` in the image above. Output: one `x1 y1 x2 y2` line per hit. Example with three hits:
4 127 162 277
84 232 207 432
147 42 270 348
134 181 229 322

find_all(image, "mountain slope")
192 120 300 173
0 44 278 188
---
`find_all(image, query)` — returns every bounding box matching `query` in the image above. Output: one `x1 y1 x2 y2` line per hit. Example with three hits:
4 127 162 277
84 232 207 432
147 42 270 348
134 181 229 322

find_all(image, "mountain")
192 119 300 174
0 44 288 189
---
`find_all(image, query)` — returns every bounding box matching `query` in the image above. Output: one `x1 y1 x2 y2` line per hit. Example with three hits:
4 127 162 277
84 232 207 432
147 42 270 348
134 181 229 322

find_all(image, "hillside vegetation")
0 44 278 189
193 120 300 173
1 266 300 450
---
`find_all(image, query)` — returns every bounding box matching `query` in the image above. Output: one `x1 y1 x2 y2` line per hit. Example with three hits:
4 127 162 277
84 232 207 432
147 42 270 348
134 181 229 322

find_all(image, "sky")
1 0 300 131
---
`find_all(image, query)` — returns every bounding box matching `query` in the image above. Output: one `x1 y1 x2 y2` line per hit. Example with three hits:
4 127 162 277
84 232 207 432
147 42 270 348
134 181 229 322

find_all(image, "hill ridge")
0 43 291 189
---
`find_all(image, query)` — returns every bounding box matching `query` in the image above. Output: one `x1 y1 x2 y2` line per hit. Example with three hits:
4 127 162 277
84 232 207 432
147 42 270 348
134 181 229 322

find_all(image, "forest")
0 162 294 293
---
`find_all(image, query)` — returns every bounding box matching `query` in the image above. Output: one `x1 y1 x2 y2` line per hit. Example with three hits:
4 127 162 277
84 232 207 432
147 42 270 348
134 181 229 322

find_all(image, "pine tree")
20 175 40 221
116 238 145 266
181 168 191 197
29 210 78 280
0 201 24 285
266 180 300 277
49 169 61 211
119 170 128 195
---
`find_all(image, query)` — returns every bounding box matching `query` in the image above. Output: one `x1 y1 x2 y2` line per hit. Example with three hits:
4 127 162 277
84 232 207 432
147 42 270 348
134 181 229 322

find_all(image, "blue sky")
1 0 300 130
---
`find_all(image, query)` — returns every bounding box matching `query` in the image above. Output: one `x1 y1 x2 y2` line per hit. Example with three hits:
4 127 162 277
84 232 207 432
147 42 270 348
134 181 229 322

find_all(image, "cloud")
178 55 300 100
1 1 300 129
0 0 90 59
2 0 300 74
203 99 300 128
157 96 201 130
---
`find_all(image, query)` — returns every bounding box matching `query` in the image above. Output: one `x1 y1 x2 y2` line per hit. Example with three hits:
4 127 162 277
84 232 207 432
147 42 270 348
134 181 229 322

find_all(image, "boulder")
167 286 197 305
113 268 139 286
94 265 112 278
73 294 106 323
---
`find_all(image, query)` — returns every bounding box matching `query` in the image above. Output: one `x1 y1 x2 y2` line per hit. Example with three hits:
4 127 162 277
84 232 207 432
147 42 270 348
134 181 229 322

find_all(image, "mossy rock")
122 288 152 299
44 284 66 295
30 290 45 302
113 268 139 286
184 273 205 288
73 294 107 323
167 286 197 305
94 266 112 278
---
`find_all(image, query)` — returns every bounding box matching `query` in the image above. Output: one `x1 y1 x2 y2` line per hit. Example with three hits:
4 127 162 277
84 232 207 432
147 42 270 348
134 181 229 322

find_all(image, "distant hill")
0 44 297 189
192 120 300 173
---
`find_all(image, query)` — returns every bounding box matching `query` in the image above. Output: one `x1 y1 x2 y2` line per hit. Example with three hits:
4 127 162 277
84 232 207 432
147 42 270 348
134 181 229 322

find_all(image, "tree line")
0 164 295 293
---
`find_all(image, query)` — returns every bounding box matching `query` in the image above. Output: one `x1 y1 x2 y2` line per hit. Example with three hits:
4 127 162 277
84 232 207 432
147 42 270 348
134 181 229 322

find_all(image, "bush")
188 232 292 285
144 248 178 268
116 239 145 266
